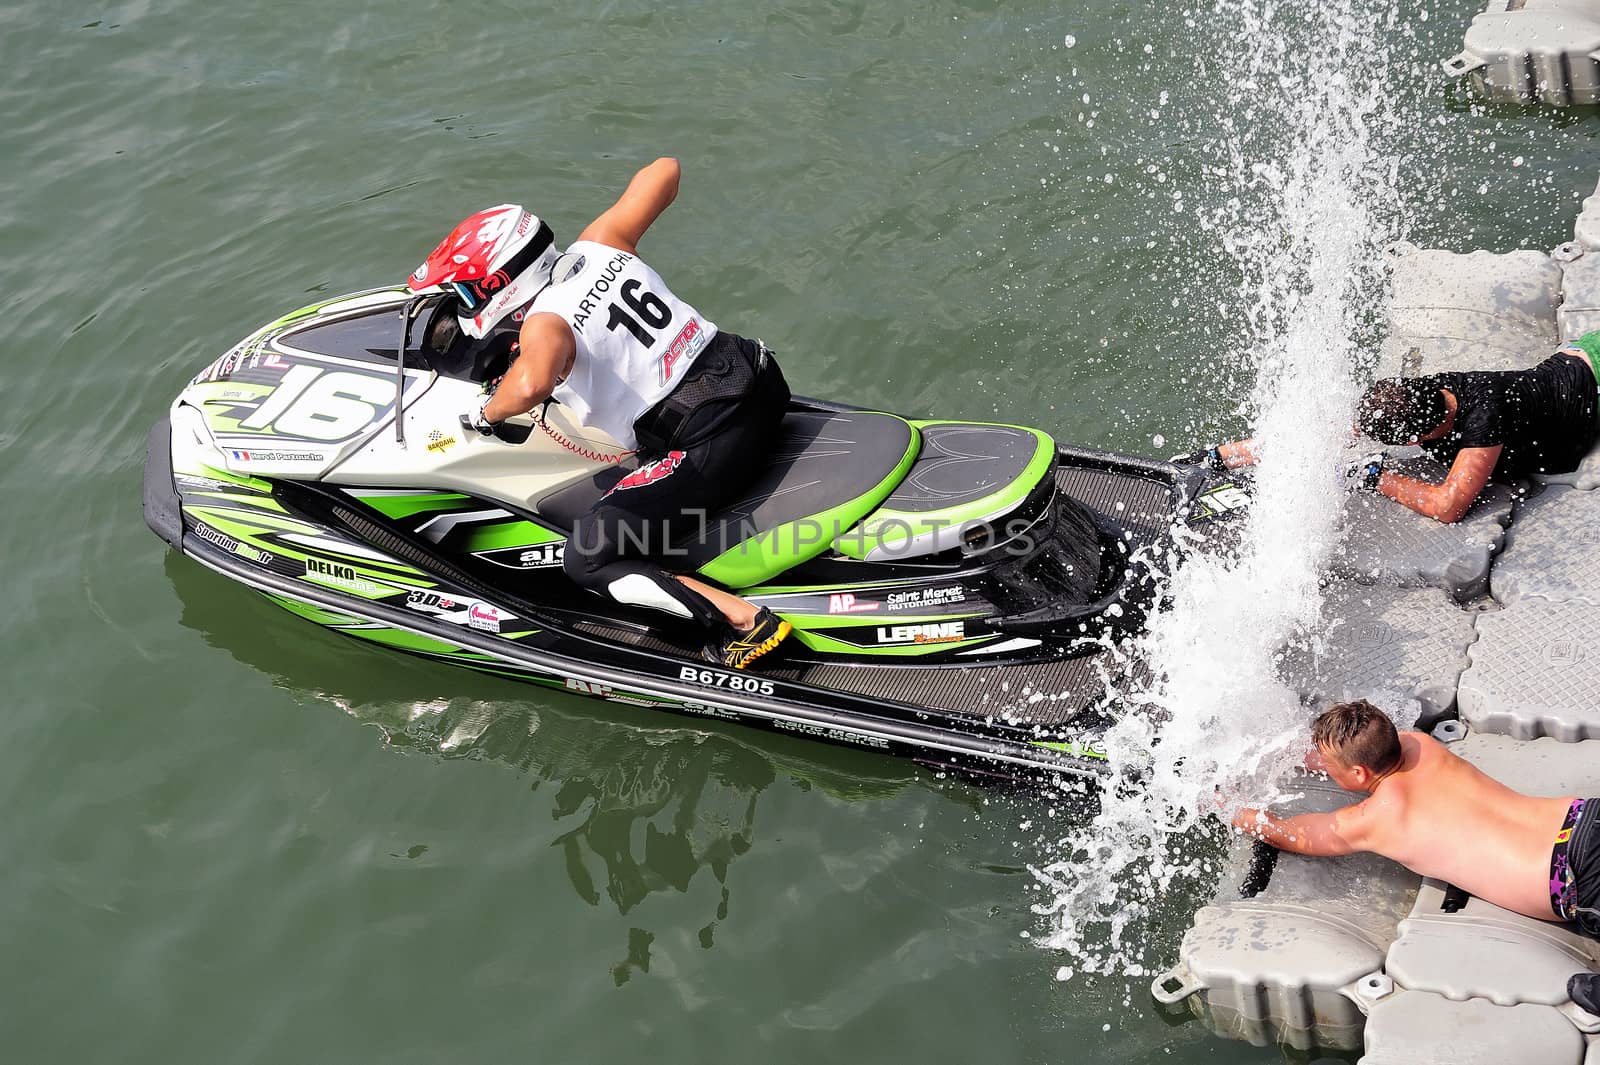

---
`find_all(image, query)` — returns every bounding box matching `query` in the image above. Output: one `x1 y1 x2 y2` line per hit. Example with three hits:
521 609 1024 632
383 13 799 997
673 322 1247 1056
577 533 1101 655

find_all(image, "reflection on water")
547 734 767 918
167 555 917 973
381 697 781 982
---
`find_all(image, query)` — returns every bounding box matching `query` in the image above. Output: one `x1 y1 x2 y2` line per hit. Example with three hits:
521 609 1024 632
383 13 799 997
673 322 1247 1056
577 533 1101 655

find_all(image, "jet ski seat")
832 420 1057 561
534 410 920 587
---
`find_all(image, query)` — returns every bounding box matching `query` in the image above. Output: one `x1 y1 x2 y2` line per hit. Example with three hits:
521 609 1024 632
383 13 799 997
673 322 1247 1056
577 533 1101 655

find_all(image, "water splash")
1033 0 1405 976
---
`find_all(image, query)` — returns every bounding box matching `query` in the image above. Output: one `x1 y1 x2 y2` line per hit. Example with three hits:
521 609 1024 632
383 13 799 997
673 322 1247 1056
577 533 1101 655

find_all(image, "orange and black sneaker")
704 608 791 669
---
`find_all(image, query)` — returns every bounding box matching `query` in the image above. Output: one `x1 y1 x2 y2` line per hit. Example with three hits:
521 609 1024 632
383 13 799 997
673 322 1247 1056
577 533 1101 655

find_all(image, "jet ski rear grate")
1054 464 1173 543
792 652 1119 728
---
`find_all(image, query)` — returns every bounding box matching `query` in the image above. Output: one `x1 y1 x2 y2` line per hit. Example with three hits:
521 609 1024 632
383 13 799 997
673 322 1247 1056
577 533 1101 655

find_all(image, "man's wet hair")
1357 377 1449 445
1312 699 1402 775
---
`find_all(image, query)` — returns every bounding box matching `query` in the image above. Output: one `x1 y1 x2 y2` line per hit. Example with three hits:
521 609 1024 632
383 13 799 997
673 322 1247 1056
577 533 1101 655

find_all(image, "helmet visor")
448 279 491 314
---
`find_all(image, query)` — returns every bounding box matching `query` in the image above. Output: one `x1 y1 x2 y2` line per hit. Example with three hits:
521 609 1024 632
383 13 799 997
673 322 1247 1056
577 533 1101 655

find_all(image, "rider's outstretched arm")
1376 444 1500 524
1232 803 1372 858
579 157 681 254
1173 438 1261 470
1217 438 1262 469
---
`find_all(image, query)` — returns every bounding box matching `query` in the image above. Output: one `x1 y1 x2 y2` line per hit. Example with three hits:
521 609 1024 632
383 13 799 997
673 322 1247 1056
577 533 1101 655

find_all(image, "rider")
406 158 793 669
1177 334 1600 523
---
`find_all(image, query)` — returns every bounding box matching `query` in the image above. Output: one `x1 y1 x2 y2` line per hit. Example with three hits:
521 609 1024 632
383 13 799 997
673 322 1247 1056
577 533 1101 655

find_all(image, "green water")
4 0 1597 1060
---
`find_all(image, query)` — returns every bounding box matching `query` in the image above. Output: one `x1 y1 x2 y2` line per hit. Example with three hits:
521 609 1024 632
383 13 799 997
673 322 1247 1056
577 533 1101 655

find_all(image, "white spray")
1033 0 1404 977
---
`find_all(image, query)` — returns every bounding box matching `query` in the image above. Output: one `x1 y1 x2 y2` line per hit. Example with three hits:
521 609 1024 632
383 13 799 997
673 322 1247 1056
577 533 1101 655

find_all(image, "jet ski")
143 287 1249 782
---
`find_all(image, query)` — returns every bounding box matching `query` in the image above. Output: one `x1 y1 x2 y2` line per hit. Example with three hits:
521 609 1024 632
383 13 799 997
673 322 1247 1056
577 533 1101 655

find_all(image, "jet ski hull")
144 287 1250 784
146 411 1241 783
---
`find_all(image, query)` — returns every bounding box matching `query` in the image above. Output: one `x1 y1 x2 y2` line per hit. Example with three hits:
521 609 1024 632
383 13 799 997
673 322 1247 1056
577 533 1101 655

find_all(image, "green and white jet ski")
143 288 1250 782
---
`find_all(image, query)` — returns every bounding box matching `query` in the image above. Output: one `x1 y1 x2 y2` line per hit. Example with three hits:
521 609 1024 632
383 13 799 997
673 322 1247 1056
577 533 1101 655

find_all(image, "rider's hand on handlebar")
467 391 497 436
1170 446 1226 472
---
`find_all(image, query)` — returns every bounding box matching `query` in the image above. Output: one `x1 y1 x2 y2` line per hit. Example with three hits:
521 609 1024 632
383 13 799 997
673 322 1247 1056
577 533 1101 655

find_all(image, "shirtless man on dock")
1230 699 1600 1010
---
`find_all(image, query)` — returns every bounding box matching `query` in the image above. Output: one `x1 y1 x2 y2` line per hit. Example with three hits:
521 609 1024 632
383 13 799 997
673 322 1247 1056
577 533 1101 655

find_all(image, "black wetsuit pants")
562 332 790 628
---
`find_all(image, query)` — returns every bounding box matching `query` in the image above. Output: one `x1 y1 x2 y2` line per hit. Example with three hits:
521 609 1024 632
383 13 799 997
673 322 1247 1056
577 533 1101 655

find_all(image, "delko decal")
610 451 685 493
467 602 504 633
176 473 251 493
876 621 966 645
827 592 880 614
678 666 776 696
304 558 381 595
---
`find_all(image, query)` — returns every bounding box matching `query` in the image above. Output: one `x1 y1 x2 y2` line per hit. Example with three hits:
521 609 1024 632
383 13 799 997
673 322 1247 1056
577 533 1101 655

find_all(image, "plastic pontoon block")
1378 245 1561 378
1277 583 1477 726
1442 0 1600 107
1491 487 1600 603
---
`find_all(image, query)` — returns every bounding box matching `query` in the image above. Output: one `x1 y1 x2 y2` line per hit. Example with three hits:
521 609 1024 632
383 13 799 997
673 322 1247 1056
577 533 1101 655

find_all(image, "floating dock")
1445 0 1600 106
1153 180 1600 1062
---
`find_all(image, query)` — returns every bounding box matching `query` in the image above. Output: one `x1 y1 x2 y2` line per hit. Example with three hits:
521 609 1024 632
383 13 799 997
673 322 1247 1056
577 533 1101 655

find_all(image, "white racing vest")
531 240 717 449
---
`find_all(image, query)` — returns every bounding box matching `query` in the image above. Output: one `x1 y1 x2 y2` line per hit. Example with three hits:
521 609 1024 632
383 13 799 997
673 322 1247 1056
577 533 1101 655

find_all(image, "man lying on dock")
1229 699 1600 1011
1178 332 1600 523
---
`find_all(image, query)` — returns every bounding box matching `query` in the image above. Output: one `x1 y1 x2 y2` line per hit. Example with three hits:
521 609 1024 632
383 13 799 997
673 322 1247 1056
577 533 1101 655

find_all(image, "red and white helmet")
408 204 560 339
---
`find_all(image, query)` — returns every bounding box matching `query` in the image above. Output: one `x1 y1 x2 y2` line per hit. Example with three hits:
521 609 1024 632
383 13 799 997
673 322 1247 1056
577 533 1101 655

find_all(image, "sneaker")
1571 972 1600 1016
704 608 791 670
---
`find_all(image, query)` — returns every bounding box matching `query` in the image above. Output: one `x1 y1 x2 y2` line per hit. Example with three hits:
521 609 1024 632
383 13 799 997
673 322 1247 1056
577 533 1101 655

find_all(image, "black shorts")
1553 797 1600 937
1509 354 1598 476
632 331 789 452
561 332 791 624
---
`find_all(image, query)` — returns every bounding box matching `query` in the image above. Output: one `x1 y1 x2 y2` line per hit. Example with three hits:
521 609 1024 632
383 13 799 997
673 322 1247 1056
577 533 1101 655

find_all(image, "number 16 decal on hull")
197 350 410 453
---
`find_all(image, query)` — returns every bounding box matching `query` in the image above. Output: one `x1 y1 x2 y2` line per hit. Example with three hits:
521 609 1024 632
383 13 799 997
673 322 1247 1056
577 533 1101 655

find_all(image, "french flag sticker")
230 449 251 461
